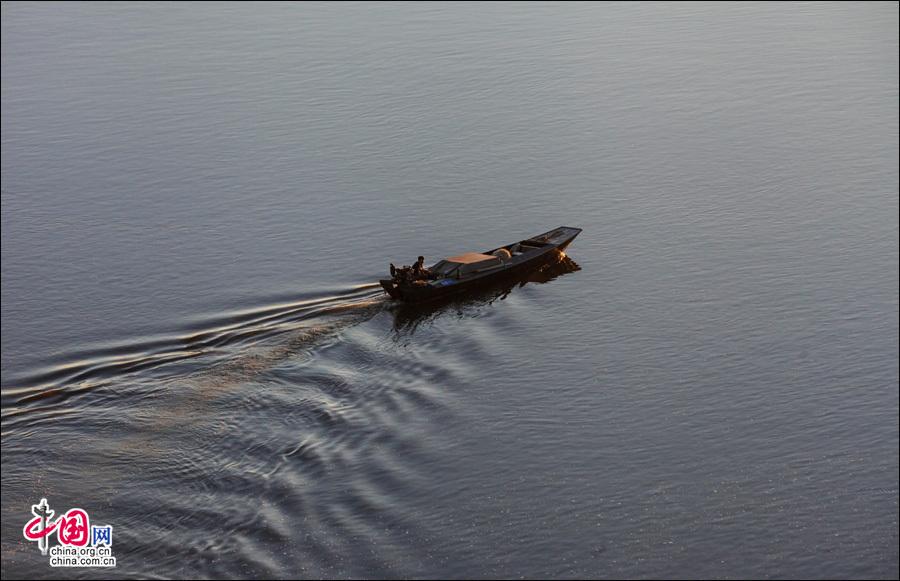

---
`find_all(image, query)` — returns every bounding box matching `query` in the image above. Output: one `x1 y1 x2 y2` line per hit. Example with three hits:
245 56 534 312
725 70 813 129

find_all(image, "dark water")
2 2 897 579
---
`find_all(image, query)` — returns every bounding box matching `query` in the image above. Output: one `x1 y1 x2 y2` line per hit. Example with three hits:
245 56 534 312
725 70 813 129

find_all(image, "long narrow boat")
380 227 582 303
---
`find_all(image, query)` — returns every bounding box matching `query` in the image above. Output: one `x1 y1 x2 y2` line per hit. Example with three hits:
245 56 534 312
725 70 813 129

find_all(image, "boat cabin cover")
430 253 503 278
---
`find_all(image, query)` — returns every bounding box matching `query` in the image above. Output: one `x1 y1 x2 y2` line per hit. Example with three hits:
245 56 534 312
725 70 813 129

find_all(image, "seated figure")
412 256 437 280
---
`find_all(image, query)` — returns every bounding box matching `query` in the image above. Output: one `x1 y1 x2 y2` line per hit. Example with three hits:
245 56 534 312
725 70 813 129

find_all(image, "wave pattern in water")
1 284 386 416
1 257 583 579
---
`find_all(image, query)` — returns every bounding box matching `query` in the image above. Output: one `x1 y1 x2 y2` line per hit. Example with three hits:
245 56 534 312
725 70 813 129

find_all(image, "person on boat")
411 256 436 280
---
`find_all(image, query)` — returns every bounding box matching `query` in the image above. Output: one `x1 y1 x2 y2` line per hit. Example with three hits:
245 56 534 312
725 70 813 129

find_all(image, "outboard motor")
390 264 414 285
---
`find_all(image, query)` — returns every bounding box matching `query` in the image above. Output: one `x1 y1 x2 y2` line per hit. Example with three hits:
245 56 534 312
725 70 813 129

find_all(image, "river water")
2 2 897 579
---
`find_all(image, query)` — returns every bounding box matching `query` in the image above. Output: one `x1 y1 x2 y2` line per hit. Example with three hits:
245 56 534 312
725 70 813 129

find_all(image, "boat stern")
379 279 400 299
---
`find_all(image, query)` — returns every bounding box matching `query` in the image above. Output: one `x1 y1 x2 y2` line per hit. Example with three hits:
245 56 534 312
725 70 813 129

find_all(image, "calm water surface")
2 2 898 579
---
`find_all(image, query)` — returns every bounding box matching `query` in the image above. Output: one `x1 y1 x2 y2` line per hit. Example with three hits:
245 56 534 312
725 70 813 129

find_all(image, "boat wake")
2 256 582 579
2 253 580 427
1 284 388 423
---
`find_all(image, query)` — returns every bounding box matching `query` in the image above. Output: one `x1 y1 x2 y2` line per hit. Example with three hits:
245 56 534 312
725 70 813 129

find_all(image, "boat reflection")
388 251 581 338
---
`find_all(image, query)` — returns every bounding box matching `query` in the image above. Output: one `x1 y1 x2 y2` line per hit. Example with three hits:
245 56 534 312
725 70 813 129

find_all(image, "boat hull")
380 227 581 303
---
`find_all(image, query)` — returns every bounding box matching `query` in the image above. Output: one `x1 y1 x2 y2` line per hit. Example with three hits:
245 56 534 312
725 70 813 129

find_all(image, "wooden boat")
380 227 582 303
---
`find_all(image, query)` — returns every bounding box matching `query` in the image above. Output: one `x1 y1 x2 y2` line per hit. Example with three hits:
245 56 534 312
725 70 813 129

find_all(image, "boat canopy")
431 253 502 278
